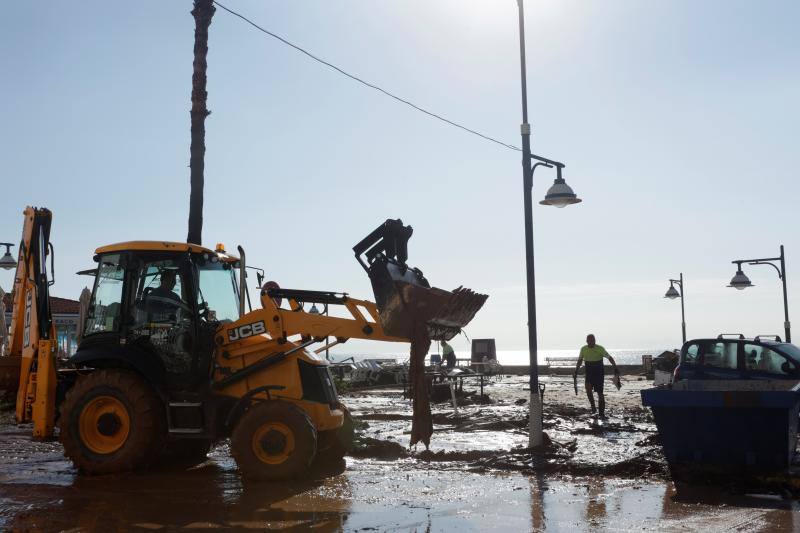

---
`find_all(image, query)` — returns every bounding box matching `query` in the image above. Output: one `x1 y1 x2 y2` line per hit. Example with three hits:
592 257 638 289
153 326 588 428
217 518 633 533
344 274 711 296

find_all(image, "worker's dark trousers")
586 391 605 416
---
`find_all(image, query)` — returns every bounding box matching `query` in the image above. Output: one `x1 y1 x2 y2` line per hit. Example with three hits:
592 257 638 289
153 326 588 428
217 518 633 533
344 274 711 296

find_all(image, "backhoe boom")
7 207 57 437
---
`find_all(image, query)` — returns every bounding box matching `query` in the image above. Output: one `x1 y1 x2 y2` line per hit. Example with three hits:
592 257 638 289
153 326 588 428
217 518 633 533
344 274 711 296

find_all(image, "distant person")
573 334 619 419
441 339 456 368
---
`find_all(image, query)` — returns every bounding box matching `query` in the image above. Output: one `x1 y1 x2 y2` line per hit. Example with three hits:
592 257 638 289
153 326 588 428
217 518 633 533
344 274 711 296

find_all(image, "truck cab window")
745 343 797 376
128 259 195 375
84 254 124 336
135 265 187 325
699 341 738 370
683 343 700 363
196 256 240 324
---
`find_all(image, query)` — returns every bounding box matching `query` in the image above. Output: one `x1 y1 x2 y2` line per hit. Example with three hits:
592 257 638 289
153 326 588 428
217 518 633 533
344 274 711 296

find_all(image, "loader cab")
77 242 241 389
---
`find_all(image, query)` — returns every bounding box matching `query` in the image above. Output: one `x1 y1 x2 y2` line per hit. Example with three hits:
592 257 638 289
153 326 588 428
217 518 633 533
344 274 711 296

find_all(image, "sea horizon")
327 348 675 366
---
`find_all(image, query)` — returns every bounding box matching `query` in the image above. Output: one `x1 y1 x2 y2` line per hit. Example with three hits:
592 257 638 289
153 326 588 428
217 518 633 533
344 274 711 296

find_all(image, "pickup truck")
674 334 800 381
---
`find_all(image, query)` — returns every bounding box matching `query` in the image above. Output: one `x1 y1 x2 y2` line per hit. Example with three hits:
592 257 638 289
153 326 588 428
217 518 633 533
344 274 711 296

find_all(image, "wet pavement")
1 375 799 531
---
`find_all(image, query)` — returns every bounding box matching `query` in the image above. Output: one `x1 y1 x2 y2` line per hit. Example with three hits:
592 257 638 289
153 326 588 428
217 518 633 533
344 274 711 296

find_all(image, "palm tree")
187 0 215 245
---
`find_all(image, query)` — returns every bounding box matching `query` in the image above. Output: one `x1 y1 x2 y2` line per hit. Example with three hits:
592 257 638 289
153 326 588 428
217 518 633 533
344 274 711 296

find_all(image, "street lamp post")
0 242 16 356
517 0 582 448
727 245 790 342
664 273 686 344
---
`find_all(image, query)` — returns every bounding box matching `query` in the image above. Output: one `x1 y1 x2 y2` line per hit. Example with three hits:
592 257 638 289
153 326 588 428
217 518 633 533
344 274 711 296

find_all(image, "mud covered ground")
347 374 666 479
1 374 799 531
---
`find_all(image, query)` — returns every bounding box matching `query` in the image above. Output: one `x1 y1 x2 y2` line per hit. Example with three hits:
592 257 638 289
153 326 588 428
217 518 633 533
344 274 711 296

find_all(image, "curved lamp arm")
525 161 554 190
748 260 783 280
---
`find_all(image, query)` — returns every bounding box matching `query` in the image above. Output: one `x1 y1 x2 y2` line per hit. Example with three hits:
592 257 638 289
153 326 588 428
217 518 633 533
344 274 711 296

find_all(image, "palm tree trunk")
187 0 215 245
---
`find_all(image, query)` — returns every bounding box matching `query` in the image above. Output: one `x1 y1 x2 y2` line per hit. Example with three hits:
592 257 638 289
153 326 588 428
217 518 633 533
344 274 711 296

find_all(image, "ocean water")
330 348 668 366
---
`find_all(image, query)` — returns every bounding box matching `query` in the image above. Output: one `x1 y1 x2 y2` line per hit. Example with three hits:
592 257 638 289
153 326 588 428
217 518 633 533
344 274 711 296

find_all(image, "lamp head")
728 269 753 290
539 167 581 208
664 285 680 299
0 243 16 271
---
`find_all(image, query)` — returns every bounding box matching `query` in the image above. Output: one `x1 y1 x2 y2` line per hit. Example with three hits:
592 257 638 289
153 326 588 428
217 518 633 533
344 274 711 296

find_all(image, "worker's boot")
598 395 606 419
587 391 596 414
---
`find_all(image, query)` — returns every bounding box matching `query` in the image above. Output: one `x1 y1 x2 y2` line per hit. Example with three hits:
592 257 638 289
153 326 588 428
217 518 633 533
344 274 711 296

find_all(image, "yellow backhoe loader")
1 208 486 480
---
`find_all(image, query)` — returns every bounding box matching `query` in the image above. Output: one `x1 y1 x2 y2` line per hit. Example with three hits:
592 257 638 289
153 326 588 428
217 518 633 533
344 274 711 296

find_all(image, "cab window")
84 254 124 336
683 343 700 364
699 341 738 370
745 343 798 376
131 260 189 327
195 256 240 324
128 258 195 375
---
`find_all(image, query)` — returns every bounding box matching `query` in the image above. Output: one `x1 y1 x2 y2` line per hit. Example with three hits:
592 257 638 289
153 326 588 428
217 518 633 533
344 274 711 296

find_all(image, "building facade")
2 293 81 358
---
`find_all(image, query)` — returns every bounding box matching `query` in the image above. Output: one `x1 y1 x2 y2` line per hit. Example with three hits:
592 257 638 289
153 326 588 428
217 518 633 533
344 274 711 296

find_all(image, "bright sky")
1 1 798 356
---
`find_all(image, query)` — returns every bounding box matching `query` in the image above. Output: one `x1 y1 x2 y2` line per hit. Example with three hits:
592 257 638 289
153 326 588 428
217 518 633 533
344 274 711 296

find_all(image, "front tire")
58 369 166 475
231 401 317 481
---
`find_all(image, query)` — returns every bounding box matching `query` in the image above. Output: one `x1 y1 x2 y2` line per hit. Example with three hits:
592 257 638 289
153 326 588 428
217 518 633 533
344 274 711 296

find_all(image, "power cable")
213 1 522 152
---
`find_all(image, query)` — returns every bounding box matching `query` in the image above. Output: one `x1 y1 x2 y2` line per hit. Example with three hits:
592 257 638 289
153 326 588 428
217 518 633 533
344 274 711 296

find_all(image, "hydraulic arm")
261 287 404 346
6 207 57 437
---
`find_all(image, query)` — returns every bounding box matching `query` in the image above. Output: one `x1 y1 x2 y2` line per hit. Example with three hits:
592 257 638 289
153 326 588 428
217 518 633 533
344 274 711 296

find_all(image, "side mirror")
781 361 798 375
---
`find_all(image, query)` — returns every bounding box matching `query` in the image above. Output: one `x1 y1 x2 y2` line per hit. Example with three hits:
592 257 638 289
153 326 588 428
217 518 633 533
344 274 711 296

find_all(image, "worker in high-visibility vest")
441 339 456 368
573 334 619 419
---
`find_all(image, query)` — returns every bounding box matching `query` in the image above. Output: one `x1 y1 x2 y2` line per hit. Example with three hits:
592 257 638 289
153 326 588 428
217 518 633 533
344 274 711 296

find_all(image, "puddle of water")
2 453 797 532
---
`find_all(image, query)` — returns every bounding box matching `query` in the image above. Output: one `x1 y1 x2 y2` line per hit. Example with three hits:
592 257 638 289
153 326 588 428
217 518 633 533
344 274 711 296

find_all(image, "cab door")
125 255 199 382
192 253 242 379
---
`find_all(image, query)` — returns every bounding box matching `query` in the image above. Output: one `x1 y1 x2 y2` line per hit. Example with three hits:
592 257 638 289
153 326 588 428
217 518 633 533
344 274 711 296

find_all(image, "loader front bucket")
354 220 488 341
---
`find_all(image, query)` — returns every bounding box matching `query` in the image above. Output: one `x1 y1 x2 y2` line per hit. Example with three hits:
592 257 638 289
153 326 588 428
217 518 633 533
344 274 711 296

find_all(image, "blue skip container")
641 380 800 474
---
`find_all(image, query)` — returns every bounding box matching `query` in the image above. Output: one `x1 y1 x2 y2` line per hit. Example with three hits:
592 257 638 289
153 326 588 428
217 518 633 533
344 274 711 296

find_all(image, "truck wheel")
231 401 317 481
58 369 166 475
316 402 354 462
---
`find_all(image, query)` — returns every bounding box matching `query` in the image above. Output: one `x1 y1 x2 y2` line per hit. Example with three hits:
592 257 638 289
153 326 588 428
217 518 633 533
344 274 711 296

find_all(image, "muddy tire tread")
58 369 166 475
231 400 317 481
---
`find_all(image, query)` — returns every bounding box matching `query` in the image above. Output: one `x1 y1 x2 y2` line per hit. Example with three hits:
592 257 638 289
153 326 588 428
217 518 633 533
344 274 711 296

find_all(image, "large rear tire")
58 369 166 475
231 401 317 481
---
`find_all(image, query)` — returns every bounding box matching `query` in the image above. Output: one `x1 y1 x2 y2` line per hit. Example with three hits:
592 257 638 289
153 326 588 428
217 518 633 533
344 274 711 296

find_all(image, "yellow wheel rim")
78 396 131 455
251 422 295 465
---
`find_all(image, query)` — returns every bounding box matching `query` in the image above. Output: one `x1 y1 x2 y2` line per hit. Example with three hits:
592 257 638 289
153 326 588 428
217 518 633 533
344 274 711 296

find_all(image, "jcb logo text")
228 321 266 342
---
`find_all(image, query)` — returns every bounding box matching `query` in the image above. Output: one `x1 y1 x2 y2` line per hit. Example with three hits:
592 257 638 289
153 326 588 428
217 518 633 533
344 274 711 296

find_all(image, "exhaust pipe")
237 245 246 317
